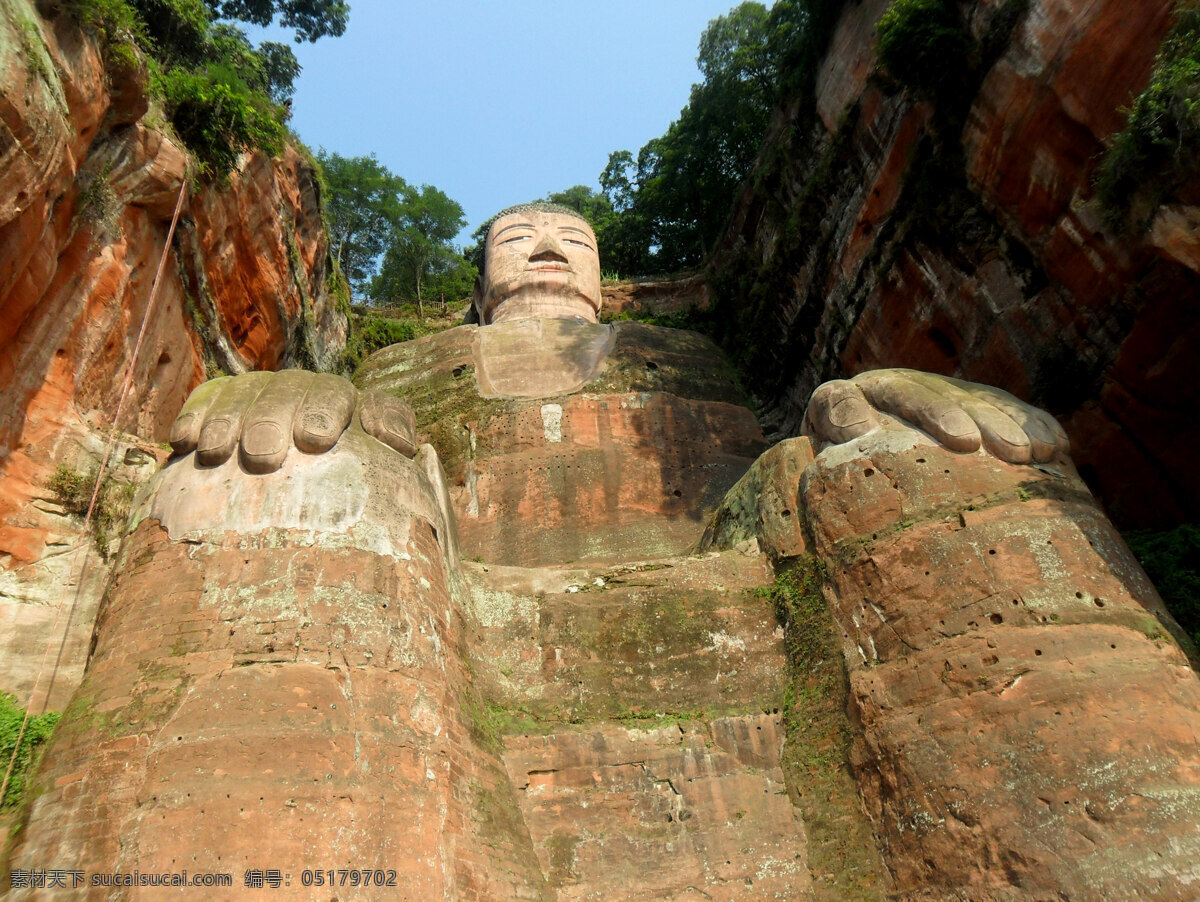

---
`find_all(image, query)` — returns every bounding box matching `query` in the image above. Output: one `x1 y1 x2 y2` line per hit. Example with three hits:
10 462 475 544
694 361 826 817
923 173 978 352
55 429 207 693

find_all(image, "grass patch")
463 697 545 755
18 15 52 83
600 304 715 335
762 556 887 899
0 694 60 812
339 300 470 376
76 163 123 248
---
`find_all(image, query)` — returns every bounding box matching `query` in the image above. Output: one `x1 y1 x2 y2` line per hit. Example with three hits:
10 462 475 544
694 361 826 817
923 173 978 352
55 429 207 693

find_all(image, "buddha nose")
528 233 568 264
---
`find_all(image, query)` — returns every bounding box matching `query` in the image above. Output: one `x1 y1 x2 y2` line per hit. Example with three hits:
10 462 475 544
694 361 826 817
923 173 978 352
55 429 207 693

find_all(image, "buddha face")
474 211 602 325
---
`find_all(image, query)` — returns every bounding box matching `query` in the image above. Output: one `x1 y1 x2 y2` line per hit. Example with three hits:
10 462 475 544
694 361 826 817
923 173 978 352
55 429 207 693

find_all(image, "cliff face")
0 0 346 708
712 0 1198 530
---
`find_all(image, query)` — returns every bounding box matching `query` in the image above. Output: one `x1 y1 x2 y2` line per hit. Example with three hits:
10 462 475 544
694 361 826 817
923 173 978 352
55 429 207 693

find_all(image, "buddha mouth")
526 263 569 272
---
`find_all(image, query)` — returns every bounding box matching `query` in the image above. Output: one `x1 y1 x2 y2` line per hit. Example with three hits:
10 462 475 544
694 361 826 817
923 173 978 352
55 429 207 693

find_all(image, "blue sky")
251 1 748 244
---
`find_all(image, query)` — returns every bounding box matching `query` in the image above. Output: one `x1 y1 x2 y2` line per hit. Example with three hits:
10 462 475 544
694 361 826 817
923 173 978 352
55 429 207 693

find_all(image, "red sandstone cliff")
0 0 346 708
713 0 1199 530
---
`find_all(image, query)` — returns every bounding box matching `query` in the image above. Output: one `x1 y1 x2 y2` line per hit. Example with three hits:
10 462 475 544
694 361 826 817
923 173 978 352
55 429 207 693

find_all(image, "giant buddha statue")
8 204 1200 899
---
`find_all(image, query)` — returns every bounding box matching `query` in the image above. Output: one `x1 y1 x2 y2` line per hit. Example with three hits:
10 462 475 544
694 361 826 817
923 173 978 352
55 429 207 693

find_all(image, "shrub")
0 693 60 811
76 164 123 243
46 465 136 558
155 63 286 180
64 0 298 180
876 0 971 103
1096 2 1200 227
337 316 418 375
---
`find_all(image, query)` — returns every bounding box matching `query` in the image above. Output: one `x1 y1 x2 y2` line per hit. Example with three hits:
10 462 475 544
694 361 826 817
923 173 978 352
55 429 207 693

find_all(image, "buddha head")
472 202 602 325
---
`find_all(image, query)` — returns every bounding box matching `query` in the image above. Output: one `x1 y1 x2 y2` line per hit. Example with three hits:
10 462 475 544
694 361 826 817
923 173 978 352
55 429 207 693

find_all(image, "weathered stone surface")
463 549 807 899
714 0 1200 529
474 319 615 398
465 550 785 722
5 1 1199 890
182 145 346 376
0 2 346 711
357 321 765 567
504 718 810 901
474 209 601 325
700 437 815 560
800 434 1200 897
1149 204 1200 273
9 507 542 899
0 426 165 712
600 273 710 318
963 0 1174 244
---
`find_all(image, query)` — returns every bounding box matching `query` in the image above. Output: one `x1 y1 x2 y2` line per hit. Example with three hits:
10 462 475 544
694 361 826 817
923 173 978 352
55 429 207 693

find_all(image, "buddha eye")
564 238 592 249
500 234 531 244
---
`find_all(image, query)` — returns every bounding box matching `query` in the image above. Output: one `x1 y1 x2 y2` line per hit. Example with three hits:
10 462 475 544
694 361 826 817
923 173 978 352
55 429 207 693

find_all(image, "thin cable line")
1 177 188 807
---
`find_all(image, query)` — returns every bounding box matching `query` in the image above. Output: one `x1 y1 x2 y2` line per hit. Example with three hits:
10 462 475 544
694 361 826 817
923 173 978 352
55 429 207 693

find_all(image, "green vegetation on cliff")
46 465 136 558
706 0 1036 405
764 557 887 899
875 0 971 105
63 0 345 179
0 695 60 811
1096 0 1200 227
338 299 471 375
1125 525 1200 646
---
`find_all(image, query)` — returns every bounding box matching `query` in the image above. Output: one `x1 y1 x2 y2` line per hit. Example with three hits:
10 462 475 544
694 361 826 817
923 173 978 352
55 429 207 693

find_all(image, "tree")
547 185 614 224
373 185 475 314
93 0 347 180
203 0 349 42
553 1 824 276
318 152 409 295
600 151 637 213
635 2 784 269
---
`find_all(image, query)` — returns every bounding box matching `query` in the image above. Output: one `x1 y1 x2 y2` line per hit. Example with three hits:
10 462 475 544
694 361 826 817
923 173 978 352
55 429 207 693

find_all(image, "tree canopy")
319 153 475 308
547 0 841 278
203 0 350 42
373 185 474 309
319 152 408 292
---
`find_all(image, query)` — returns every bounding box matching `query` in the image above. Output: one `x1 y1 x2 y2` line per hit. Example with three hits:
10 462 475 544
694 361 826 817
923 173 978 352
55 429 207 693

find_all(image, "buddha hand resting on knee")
168 368 418 472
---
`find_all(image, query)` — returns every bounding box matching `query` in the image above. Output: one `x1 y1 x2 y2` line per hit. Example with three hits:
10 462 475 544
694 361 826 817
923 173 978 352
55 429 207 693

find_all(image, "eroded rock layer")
356 321 766 567
713 0 1199 529
0 0 345 708
464 551 815 899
